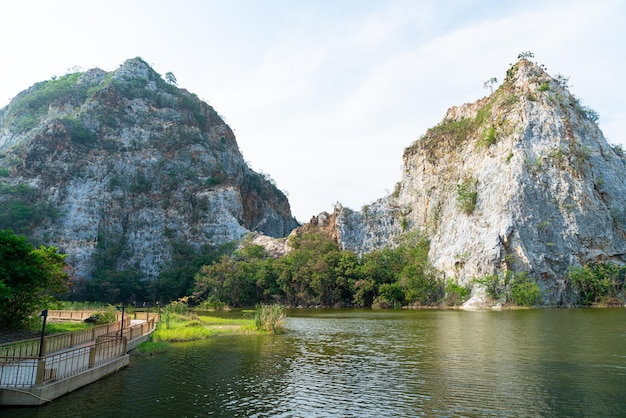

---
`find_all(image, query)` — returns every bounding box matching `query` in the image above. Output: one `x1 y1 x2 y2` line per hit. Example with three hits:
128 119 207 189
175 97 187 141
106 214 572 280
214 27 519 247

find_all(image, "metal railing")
46 309 160 323
0 318 130 358
0 335 127 388
0 317 155 389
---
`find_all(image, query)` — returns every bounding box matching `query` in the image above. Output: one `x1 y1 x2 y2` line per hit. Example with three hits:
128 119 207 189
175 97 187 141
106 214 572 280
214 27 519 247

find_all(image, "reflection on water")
3 309 626 417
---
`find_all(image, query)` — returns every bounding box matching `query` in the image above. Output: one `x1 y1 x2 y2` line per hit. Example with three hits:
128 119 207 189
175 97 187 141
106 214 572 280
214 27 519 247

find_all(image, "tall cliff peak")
0 58 298 284
323 57 626 305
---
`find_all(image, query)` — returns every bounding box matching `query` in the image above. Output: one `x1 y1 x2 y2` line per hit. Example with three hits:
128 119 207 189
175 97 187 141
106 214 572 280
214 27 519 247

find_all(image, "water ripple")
4 309 626 417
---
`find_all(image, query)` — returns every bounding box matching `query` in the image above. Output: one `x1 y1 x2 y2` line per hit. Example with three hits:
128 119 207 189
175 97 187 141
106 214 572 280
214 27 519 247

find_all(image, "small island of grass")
153 314 257 342
136 304 286 355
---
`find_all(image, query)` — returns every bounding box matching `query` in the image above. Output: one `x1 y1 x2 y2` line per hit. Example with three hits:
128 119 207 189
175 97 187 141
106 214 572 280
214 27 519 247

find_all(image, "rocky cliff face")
0 57 298 280
322 59 626 304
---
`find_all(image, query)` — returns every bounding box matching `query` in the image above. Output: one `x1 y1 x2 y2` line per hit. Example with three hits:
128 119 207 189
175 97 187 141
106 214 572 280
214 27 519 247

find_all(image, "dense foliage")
193 232 458 308
65 241 236 306
0 230 69 330
472 271 543 306
567 262 626 306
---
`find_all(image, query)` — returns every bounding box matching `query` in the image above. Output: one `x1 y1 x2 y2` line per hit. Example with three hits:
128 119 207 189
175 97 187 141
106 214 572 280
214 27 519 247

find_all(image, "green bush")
456 177 478 215
509 273 541 306
162 299 189 329
444 280 471 305
59 116 97 146
197 296 227 311
7 72 87 133
89 308 117 325
474 274 504 300
255 304 286 334
474 271 541 306
477 126 497 147
375 283 404 308
568 262 626 305
135 340 169 355
538 83 550 92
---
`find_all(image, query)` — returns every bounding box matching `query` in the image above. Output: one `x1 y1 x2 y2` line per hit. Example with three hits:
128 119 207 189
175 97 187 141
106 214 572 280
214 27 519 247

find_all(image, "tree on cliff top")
0 230 69 331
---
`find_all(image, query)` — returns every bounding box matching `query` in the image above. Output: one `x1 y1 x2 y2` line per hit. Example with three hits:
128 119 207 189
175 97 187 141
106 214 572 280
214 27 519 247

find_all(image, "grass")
477 126 497 148
255 304 286 334
151 313 257 342
136 306 287 354
134 341 169 356
45 321 93 334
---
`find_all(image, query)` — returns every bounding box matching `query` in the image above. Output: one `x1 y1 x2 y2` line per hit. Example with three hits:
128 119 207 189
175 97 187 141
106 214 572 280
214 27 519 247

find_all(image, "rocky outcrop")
323 59 626 304
0 58 298 280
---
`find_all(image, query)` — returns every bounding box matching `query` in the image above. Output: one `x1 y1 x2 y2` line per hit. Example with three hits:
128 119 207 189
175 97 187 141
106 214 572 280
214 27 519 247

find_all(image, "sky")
1 0 624 222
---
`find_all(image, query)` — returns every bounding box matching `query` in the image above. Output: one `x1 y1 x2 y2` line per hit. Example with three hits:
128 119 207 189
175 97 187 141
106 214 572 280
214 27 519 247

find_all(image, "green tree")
165 71 177 85
274 232 342 306
509 272 541 306
483 77 498 93
0 230 69 330
568 262 626 305
398 235 443 305
517 51 535 60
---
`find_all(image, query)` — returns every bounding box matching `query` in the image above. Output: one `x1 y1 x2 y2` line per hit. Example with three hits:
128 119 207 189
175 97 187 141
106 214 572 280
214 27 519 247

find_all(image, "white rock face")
0 57 298 281
332 59 626 304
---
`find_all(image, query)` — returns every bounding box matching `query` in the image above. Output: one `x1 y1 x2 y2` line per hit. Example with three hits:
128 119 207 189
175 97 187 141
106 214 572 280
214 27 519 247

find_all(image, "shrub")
582 106 600 122
444 280 471 306
611 143 623 158
456 177 478 215
477 126 497 148
538 83 550 92
568 262 626 305
254 304 286 334
473 274 504 299
87 308 117 325
197 296 227 311
161 299 189 329
485 126 497 145
474 271 541 305
400 265 444 306
376 283 404 308
509 273 541 306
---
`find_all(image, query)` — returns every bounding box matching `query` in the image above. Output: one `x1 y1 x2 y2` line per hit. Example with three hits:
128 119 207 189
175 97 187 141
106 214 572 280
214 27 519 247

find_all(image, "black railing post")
38 309 48 358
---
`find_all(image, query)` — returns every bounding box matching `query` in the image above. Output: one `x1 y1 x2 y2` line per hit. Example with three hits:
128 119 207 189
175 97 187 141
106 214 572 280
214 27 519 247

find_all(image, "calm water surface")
3 308 626 417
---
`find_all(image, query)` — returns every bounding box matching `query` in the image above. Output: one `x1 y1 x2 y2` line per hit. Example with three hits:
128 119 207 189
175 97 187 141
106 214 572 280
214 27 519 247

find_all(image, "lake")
3 308 625 417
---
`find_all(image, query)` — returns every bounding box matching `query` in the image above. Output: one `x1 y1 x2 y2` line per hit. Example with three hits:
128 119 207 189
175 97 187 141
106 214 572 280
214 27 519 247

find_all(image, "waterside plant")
254 304 286 334
151 302 257 343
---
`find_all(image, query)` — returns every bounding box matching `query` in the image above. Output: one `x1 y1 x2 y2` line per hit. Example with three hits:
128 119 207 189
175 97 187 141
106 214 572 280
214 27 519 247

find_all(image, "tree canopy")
193 231 452 309
0 230 69 330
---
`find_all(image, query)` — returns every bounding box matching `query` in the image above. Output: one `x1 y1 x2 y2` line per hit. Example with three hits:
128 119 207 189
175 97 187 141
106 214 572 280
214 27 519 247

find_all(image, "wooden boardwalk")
0 313 157 405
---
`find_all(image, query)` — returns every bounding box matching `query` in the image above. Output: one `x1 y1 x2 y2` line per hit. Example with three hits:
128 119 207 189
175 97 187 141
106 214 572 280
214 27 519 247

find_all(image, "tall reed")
254 304 286 334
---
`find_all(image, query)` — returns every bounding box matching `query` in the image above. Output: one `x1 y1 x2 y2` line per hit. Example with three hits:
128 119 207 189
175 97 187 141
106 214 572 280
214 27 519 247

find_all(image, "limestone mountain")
0 57 298 284
309 58 626 305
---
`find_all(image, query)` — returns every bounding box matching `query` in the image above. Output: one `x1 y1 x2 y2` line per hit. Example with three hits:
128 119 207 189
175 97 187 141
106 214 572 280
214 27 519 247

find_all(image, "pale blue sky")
1 0 624 221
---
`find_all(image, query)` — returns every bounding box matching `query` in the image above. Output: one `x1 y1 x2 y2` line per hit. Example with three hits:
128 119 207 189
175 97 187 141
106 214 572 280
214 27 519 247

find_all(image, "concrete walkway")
1 319 155 405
